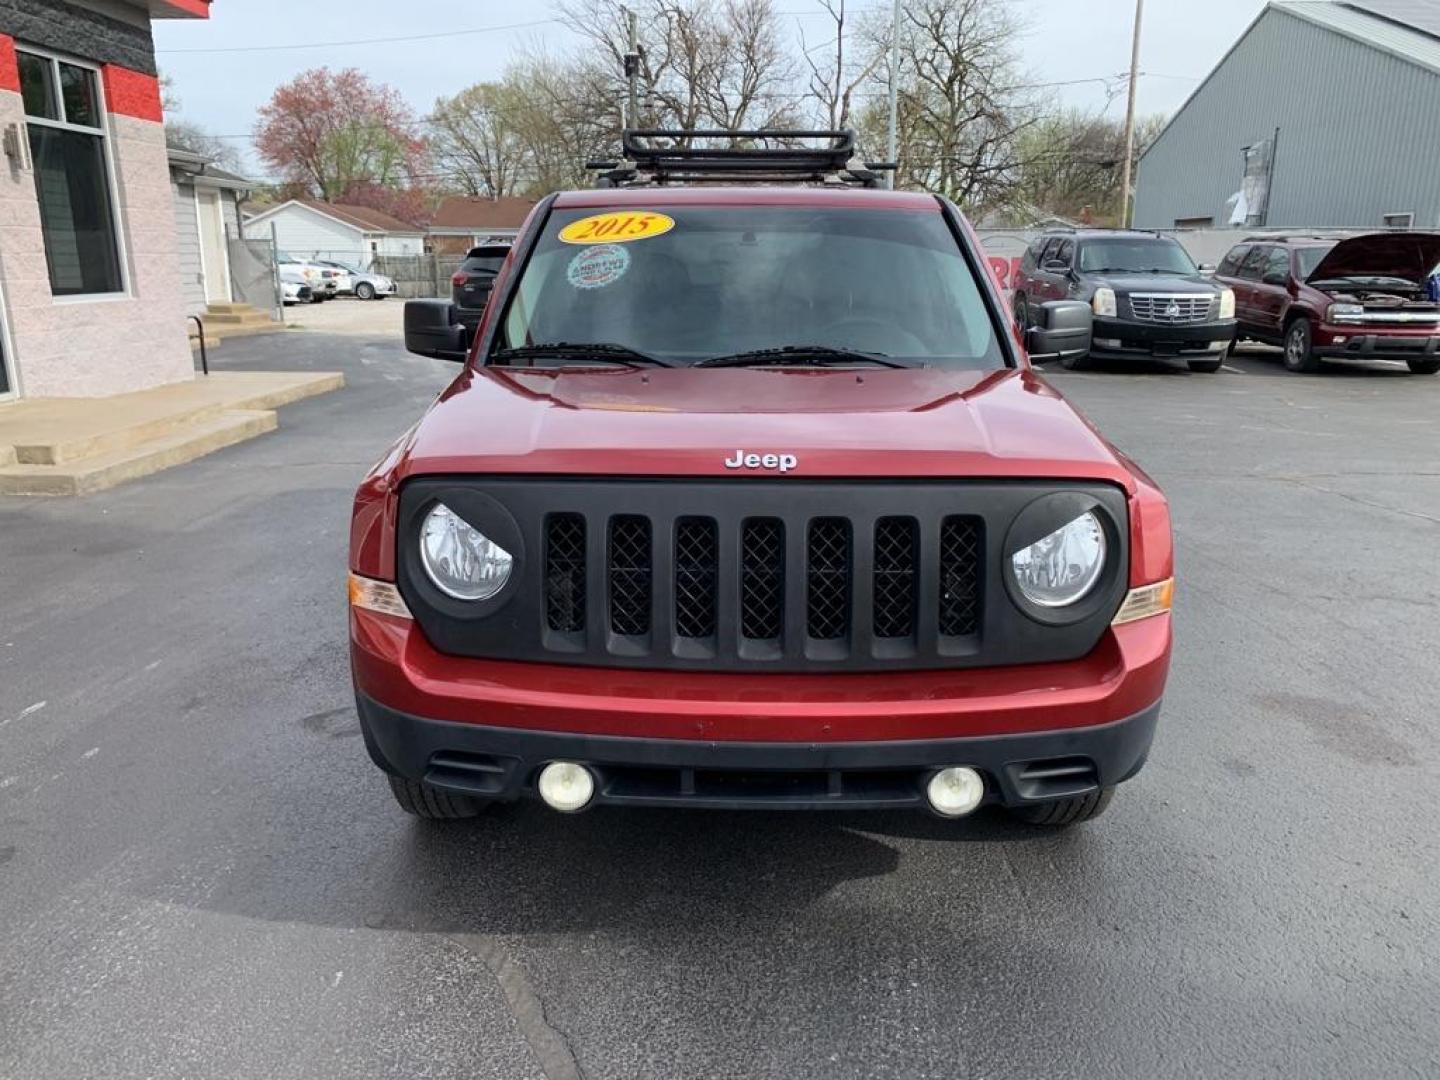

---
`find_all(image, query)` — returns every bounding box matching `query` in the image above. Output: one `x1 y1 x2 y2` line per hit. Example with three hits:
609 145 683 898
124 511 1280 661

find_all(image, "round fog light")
926 767 985 817
537 761 595 813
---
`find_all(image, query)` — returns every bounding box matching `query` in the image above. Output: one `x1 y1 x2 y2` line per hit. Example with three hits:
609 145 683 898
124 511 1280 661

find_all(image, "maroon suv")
1213 233 1440 374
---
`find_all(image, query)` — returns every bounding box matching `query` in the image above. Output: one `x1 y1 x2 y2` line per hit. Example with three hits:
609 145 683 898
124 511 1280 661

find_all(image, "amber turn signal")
1111 578 1174 626
348 573 412 619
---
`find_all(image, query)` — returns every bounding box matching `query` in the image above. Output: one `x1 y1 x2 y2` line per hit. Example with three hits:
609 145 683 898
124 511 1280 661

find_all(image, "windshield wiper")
695 345 914 369
491 342 675 368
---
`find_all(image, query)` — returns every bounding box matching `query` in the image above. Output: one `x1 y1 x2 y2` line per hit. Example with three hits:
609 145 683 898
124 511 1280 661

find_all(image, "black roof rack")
587 129 896 189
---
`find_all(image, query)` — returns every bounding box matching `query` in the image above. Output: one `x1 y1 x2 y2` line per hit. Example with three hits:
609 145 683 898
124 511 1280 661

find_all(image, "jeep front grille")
1127 293 1215 325
402 479 1130 674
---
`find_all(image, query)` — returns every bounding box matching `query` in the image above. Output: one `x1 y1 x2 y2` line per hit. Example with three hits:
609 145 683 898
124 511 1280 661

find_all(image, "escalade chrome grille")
1128 293 1215 325
400 479 1130 673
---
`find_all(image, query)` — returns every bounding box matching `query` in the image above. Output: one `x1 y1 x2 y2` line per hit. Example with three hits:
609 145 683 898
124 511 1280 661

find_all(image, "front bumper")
357 691 1160 811
1312 325 1440 359
1091 316 1236 359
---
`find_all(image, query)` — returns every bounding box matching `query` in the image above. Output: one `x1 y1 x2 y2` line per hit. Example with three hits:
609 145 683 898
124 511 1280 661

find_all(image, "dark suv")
1012 230 1237 373
450 244 512 328
1212 233 1440 374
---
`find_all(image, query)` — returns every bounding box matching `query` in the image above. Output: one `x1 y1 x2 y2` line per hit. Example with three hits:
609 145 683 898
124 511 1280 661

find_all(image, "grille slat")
608 516 652 636
873 517 918 639
1127 293 1215 325
544 514 587 633
740 519 785 641
939 517 982 637
806 519 851 640
674 518 718 639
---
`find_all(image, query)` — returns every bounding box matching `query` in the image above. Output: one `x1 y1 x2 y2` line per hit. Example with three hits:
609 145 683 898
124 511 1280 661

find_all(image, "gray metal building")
1134 1 1440 230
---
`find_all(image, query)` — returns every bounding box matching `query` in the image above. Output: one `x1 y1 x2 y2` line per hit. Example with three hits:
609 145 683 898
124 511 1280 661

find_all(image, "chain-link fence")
371 254 456 299
227 231 282 319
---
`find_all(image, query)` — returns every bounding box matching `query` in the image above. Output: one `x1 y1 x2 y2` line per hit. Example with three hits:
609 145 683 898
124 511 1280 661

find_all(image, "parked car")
277 252 335 301
1212 233 1440 374
348 130 1174 829
1012 229 1237 373
451 243 511 327
315 260 397 301
279 266 314 305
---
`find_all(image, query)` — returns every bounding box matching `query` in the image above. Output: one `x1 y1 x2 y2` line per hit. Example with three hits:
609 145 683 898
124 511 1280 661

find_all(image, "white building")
244 198 424 269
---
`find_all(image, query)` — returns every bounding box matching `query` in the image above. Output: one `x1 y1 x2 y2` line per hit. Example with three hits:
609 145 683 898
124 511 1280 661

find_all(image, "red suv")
1214 233 1440 374
350 132 1173 828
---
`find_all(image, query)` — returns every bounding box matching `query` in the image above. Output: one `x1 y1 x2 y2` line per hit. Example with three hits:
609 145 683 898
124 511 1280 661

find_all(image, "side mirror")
1042 259 1070 273
1262 272 1288 286
1025 300 1092 363
404 299 470 362
1198 262 1217 273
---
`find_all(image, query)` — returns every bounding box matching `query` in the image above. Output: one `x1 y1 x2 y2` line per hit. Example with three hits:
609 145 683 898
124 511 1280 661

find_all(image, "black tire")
1188 356 1223 374
1059 350 1089 371
1407 358 1440 375
1283 318 1319 373
1009 787 1114 826
1013 294 1029 330
355 281 376 301
387 775 484 820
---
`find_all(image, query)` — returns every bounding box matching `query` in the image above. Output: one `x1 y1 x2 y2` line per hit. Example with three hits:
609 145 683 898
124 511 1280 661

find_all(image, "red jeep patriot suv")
348 132 1174 827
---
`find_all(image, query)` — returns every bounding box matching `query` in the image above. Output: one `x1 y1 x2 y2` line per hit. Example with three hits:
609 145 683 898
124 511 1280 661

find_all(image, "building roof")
247 198 424 236
1141 1 1440 163
166 147 253 191
430 196 539 232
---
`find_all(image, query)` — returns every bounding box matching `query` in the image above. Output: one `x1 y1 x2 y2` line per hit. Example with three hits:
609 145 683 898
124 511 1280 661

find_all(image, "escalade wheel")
387 775 485 819
1012 294 1029 330
1187 356 1223 374
1408 358 1440 375
1009 787 1114 826
1283 319 1319 373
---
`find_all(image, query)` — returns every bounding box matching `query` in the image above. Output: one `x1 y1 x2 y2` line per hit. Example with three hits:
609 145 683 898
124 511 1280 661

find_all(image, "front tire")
1407 358 1440 375
1013 294 1029 330
1009 787 1114 826
355 281 376 301
387 775 484 820
1283 318 1319 373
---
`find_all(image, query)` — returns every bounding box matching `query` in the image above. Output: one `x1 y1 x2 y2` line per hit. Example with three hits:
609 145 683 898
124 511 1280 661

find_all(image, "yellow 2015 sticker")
559 211 675 245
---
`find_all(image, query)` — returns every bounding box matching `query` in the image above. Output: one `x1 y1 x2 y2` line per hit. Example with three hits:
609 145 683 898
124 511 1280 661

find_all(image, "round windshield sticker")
559 211 675 245
567 244 631 290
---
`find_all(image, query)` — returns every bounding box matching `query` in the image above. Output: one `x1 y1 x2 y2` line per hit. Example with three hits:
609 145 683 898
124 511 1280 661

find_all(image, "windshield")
1078 238 1196 274
1295 245 1335 279
492 206 1004 369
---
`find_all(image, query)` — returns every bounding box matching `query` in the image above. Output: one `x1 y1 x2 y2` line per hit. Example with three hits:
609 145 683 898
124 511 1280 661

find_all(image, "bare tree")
428 83 527 197
800 0 882 130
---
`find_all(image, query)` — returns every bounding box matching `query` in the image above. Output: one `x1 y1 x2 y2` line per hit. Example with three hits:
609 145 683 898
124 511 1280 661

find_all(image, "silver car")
316 260 397 301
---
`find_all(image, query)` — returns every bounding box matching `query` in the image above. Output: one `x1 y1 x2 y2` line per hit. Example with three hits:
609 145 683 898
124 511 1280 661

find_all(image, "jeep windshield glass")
491 206 1005 369
1078 238 1197 275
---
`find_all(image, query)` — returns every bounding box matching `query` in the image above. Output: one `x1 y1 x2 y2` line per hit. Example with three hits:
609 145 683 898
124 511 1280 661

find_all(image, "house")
1134 1 1440 230
244 198 424 269
427 195 538 256
168 147 252 315
0 0 211 402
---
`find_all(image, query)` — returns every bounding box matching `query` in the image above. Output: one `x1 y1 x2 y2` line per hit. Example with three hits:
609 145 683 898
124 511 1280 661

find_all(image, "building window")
18 48 124 298
1382 212 1414 230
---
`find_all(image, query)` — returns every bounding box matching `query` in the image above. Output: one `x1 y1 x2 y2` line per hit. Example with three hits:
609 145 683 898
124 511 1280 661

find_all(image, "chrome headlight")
419 502 513 600
1092 287 1117 318
1218 288 1235 319
1010 512 1107 608
1328 302 1364 323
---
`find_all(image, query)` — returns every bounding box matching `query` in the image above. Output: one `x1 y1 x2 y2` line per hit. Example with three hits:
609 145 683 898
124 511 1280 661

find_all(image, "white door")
196 189 231 304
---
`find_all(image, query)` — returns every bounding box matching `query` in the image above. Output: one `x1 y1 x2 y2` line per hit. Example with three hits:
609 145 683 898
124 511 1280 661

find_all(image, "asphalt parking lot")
2 333 1437 1079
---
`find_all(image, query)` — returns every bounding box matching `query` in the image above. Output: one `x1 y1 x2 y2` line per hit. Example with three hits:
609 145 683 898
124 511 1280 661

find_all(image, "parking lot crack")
1269 476 1440 526
447 932 585 1080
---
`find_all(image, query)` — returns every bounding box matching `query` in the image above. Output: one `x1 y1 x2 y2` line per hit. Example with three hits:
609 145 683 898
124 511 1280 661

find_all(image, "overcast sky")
153 0 1267 178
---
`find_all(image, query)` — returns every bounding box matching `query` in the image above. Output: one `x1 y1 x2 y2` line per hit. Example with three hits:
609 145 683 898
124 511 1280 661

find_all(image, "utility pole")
1118 0 1144 226
624 7 640 131
885 0 900 189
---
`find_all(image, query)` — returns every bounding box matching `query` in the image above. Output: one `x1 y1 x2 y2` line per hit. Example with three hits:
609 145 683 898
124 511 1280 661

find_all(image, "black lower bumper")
1092 316 1236 358
356 692 1160 812
1314 333 1440 359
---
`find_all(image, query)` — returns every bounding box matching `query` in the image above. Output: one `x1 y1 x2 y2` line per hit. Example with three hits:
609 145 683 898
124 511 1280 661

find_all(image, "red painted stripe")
0 35 19 95
157 0 212 16
101 65 164 123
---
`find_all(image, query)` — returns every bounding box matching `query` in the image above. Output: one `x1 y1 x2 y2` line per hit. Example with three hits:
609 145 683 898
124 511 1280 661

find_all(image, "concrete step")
0 410 278 496
205 302 255 314
204 312 278 327
0 444 14 468
3 372 343 465
189 334 223 350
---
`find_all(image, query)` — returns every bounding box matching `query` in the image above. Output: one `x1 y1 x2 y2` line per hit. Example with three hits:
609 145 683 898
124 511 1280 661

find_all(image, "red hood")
1306 232 1440 284
381 366 1137 490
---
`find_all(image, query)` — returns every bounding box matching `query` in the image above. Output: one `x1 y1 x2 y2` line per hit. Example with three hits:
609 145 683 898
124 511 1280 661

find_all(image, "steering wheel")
825 319 928 357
